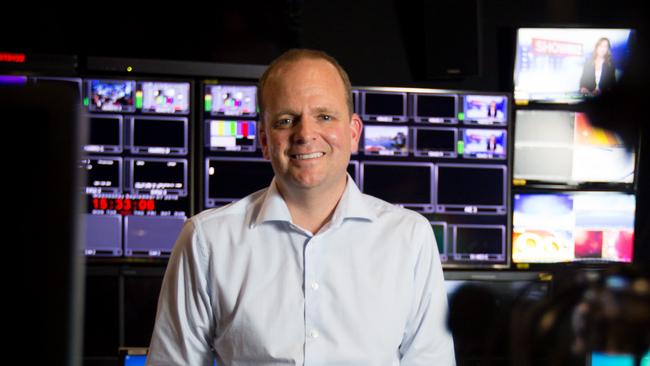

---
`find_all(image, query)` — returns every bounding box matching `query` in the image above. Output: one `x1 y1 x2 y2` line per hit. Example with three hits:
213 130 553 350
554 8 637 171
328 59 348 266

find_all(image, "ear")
259 121 271 160
349 113 363 153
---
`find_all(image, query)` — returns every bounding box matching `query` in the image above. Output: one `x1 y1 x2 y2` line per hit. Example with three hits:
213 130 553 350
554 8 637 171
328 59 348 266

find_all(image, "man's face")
259 58 362 193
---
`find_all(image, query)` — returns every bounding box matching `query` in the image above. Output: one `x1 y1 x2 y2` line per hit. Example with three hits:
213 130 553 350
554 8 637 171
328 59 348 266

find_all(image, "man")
147 49 455 365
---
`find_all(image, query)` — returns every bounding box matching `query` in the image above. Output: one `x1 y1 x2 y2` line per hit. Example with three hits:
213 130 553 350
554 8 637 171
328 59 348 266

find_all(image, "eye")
274 118 293 128
320 114 332 121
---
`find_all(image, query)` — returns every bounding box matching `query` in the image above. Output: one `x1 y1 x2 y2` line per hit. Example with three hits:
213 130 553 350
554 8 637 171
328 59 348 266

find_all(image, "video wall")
80 78 193 257
511 27 638 266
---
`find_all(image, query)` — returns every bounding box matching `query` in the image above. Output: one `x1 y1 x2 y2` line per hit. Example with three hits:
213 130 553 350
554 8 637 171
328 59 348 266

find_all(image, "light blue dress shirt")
147 177 455 366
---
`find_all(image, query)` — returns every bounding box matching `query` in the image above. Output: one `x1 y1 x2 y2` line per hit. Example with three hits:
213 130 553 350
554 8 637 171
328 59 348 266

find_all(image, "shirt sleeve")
146 219 216 366
399 215 456 366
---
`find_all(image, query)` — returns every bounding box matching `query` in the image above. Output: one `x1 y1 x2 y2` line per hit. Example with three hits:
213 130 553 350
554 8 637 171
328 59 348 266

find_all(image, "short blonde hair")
257 49 354 120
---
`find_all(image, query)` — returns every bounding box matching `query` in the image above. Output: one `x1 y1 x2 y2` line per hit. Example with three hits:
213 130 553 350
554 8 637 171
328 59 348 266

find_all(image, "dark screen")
416 128 456 151
208 159 275 200
437 165 504 206
86 158 120 188
133 160 185 188
89 116 120 147
133 118 186 148
416 94 456 118
363 92 405 116
362 163 432 204
124 275 164 347
455 226 504 254
431 223 446 254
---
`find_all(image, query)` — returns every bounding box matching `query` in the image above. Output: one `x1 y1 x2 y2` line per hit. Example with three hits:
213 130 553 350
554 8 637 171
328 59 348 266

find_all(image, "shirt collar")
253 174 376 228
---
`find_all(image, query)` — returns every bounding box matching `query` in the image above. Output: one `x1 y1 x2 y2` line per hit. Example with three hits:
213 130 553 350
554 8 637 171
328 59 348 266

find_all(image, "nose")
292 116 318 144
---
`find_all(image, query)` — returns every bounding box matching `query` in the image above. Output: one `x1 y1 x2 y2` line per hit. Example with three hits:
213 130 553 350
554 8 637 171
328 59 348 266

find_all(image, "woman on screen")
580 37 616 96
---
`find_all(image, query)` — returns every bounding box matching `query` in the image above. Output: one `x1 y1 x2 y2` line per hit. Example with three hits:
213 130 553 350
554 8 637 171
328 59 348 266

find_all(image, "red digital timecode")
92 198 155 213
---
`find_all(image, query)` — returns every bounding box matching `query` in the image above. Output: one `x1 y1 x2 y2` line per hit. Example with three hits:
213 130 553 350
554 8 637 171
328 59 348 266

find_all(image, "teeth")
293 152 324 160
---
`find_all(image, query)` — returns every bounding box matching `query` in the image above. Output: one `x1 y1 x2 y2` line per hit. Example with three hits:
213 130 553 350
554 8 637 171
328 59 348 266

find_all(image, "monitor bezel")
413 126 458 158
138 81 191 115
87 79 137 113
362 124 410 157
452 224 507 263
360 161 435 213
205 119 257 152
127 157 188 197
85 113 124 154
360 90 408 122
435 163 507 215
204 157 274 207
129 116 189 155
412 93 458 123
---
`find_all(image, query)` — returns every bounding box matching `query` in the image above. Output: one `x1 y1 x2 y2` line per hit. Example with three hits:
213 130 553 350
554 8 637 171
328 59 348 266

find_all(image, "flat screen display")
514 28 635 103
514 110 635 184
512 192 635 263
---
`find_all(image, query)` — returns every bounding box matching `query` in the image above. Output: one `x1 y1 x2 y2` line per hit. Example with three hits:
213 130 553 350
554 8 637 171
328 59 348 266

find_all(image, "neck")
276 176 347 234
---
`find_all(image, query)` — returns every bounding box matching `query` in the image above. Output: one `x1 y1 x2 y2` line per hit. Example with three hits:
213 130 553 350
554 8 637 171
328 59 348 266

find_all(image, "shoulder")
360 192 432 233
190 188 268 230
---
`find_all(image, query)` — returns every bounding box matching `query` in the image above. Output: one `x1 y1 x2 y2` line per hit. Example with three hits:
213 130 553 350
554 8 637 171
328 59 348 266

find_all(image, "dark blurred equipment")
511 266 650 366
2 81 86 365
446 273 552 366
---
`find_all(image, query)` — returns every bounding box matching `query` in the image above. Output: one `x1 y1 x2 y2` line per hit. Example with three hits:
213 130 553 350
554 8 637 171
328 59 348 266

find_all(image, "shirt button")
310 330 319 339
310 282 319 290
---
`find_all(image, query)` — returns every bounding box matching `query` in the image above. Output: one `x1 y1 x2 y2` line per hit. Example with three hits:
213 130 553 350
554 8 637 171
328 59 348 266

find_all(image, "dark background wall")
3 0 647 89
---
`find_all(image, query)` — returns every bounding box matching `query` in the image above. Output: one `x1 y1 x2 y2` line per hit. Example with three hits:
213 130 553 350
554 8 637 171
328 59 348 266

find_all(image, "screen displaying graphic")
206 85 257 117
89 79 136 112
363 125 409 156
463 95 508 125
514 28 635 103
514 110 635 184
140 81 190 114
512 192 635 263
207 120 257 152
461 129 507 159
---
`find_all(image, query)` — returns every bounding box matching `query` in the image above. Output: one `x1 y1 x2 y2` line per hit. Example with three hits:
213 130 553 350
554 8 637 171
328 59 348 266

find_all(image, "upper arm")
146 220 216 366
399 216 456 366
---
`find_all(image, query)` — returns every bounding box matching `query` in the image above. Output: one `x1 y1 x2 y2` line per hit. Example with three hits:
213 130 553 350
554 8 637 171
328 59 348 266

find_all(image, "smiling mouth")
291 152 325 160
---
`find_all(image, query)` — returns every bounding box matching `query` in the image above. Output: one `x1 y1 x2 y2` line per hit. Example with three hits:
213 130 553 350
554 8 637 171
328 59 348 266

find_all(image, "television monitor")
82 157 122 195
206 120 257 152
206 84 257 117
514 110 635 184
460 128 507 159
130 116 188 155
512 191 635 264
452 224 507 262
431 221 448 261
363 125 409 156
514 28 635 104
83 214 122 256
352 90 359 114
128 158 188 196
414 127 457 158
412 94 457 123
85 114 123 153
462 95 508 125
435 164 507 215
124 215 185 257
360 162 434 213
205 158 275 207
88 79 136 112
138 81 190 114
360 91 408 122
348 160 359 184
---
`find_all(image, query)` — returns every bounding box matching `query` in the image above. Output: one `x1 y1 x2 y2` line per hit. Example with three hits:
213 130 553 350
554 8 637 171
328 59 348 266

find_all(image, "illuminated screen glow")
512 192 635 263
514 110 635 184
514 28 634 103
141 82 190 114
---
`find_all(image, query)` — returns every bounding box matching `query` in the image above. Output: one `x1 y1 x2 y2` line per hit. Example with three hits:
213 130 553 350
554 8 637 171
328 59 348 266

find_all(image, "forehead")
263 59 347 104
